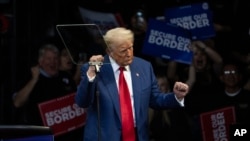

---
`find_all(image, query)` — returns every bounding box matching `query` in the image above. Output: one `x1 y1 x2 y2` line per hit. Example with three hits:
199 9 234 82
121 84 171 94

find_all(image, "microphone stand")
94 64 101 141
89 62 103 141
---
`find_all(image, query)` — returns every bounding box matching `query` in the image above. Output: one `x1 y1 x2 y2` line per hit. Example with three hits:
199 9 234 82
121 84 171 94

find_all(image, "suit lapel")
100 56 121 120
101 56 142 124
129 61 141 123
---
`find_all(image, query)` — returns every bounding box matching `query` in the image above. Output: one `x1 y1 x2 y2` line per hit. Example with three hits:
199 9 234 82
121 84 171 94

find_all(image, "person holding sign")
75 27 189 141
12 44 82 141
167 39 224 141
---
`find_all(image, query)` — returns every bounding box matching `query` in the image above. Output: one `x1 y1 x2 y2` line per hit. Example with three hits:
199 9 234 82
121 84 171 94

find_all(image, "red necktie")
119 67 136 141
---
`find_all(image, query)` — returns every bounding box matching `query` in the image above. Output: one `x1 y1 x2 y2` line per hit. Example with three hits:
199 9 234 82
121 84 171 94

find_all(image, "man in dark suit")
75 27 189 141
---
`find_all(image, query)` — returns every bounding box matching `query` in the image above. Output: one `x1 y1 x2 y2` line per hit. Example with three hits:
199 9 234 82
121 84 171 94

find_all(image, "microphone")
88 62 103 72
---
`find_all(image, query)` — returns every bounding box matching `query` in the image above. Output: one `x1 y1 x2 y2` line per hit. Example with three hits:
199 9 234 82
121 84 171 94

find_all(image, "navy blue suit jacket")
75 55 181 141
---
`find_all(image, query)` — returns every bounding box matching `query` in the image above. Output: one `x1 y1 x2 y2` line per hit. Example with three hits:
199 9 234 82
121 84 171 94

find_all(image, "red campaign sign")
200 106 236 141
38 93 86 136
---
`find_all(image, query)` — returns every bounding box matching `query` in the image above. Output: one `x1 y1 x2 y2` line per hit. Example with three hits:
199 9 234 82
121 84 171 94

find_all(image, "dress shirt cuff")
87 72 96 82
175 95 185 107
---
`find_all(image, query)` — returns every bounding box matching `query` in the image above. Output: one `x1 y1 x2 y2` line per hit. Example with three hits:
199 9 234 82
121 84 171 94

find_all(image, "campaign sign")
79 6 124 34
142 18 192 65
164 2 215 40
200 106 236 141
39 93 86 136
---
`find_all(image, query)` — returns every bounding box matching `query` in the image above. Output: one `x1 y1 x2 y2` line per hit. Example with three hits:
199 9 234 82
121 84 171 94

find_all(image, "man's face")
39 50 59 76
109 40 134 66
221 65 241 87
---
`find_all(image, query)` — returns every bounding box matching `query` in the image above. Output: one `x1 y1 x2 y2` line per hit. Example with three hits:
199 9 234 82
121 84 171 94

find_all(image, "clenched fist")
173 81 189 101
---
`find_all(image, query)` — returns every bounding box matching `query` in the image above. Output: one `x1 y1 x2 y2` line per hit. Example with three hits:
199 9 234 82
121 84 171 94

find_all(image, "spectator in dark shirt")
215 60 250 124
12 44 81 141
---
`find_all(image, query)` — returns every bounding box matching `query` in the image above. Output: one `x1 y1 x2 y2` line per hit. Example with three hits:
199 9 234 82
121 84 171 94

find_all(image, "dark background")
1 0 250 124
